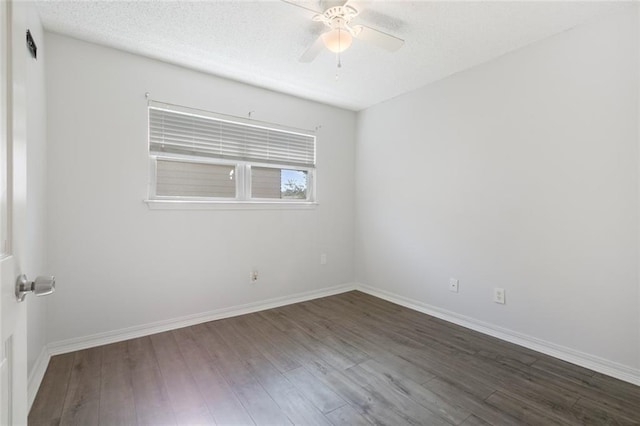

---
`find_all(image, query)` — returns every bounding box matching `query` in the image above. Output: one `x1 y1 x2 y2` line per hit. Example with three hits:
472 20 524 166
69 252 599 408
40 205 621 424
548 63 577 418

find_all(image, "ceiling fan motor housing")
321 5 359 26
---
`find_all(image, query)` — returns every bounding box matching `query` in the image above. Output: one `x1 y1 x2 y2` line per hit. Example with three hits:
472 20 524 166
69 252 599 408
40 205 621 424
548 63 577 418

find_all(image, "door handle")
15 275 55 302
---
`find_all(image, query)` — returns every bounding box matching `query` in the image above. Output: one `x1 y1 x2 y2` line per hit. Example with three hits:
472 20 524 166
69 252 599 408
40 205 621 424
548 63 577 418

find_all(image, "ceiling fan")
283 0 405 63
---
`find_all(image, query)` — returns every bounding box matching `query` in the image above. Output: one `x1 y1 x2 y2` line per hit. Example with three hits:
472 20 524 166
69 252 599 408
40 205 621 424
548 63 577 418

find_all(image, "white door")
1 0 29 424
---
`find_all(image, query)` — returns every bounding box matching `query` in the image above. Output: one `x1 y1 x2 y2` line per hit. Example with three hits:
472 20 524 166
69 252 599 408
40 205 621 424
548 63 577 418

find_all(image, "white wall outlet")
250 270 258 283
449 278 459 293
320 253 327 265
494 288 505 304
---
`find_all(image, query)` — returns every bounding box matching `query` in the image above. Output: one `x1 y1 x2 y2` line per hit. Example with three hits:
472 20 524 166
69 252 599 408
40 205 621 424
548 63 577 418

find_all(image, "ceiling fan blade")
312 14 329 23
281 0 323 19
352 24 404 52
299 35 325 63
342 0 360 18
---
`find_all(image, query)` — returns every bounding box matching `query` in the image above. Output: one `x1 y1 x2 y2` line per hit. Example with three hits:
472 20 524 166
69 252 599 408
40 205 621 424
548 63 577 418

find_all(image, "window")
148 101 316 204
251 167 309 200
156 159 236 198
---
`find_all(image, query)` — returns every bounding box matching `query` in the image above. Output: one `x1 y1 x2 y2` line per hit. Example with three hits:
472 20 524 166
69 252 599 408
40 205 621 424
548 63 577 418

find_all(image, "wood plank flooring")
29 291 640 425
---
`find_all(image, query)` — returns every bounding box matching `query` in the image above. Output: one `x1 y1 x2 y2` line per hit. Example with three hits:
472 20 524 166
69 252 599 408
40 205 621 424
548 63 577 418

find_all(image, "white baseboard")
27 346 50 411
356 283 640 386
47 282 358 356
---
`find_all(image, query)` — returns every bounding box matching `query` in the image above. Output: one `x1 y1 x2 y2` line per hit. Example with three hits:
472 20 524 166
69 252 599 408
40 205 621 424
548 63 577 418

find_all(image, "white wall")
356 7 639 370
25 6 48 379
45 33 356 343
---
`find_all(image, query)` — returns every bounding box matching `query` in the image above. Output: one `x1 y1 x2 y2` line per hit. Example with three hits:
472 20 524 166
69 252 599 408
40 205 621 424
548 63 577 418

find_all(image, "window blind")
156 159 235 198
149 103 316 168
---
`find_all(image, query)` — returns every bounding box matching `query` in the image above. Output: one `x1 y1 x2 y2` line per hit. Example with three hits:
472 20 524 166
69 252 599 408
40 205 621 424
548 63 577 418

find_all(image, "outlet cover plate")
494 287 505 304
449 278 459 293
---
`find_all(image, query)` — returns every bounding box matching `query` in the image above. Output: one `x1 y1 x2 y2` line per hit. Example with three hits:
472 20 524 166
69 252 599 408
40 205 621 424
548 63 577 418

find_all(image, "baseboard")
356 283 640 386
47 282 358 356
27 346 50 411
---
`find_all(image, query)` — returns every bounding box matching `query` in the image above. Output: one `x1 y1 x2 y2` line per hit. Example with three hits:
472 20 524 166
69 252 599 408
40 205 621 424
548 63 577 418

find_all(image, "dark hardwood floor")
29 291 640 425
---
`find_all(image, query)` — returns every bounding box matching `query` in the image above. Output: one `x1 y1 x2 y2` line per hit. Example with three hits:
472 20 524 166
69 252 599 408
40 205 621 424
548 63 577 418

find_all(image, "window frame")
149 154 242 202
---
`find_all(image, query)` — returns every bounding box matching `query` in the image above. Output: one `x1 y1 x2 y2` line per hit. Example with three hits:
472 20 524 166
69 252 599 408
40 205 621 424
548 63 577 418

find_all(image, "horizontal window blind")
149 103 315 168
251 167 282 199
156 159 235 198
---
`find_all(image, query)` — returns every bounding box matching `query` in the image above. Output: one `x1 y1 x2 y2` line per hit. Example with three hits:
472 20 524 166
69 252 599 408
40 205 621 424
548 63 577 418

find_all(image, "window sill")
144 199 318 210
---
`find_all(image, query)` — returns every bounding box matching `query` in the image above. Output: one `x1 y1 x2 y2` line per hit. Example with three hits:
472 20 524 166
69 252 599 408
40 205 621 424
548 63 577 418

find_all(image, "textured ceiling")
35 0 629 111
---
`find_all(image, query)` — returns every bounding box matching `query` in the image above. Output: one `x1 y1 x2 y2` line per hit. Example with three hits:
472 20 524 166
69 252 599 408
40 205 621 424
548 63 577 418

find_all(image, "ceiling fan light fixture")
321 28 352 53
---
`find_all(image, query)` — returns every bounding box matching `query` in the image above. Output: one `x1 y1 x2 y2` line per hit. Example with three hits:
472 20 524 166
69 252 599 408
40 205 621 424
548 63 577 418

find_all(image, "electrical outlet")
320 253 327 265
494 288 505 304
449 278 459 293
250 270 258 283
